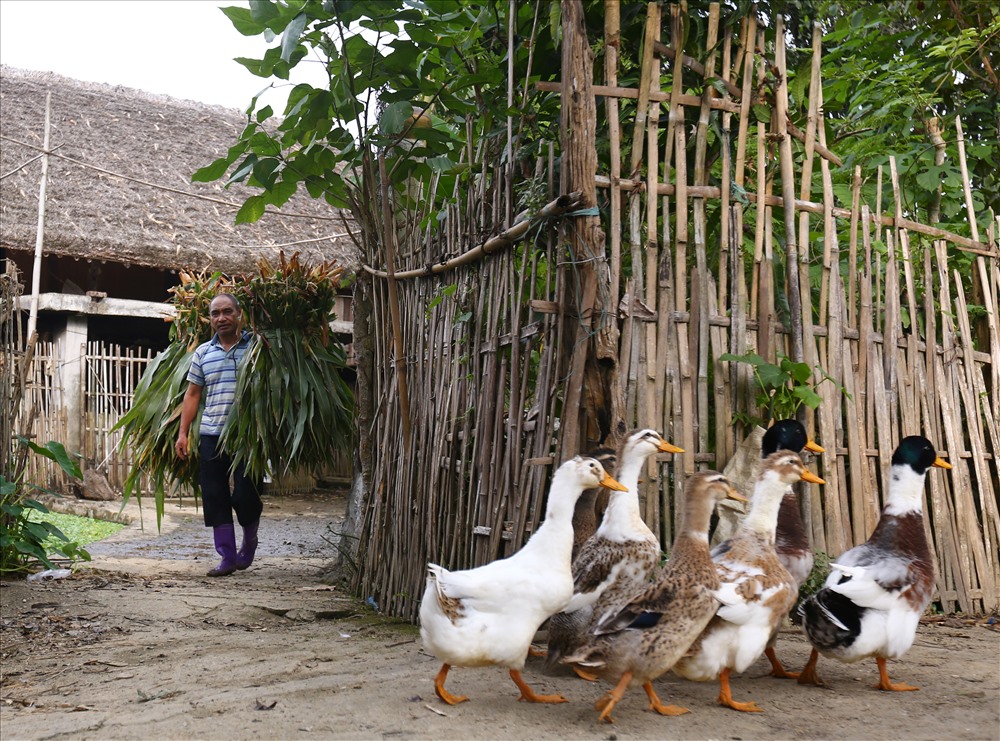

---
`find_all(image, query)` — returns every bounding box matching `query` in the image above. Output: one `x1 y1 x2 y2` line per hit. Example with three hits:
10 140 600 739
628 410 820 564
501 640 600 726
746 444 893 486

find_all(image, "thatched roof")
0 66 358 275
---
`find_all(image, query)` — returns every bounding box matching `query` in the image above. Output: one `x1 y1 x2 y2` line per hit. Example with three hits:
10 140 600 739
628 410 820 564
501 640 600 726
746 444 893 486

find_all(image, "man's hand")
175 433 189 460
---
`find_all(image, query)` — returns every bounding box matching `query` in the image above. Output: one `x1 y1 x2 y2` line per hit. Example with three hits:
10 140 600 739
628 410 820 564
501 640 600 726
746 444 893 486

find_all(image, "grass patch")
26 510 125 552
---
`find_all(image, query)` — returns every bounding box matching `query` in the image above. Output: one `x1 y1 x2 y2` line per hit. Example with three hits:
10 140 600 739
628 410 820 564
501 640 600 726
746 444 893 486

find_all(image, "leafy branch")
721 352 849 426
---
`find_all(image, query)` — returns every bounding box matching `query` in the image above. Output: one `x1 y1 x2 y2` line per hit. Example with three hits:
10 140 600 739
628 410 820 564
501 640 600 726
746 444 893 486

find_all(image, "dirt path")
2 492 998 740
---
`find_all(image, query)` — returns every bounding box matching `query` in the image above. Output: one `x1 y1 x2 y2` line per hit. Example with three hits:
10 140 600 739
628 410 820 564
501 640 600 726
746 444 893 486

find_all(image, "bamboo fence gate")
352 2 999 621
12 340 150 493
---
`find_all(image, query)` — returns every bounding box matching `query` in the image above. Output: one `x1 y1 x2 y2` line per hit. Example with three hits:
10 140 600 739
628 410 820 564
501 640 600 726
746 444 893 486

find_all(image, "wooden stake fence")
348 2 999 621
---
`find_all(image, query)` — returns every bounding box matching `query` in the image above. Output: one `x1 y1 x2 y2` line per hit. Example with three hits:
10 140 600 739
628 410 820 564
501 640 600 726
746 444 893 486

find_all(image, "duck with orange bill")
672 451 825 713
797 435 951 691
419 456 627 705
559 471 746 723
758 419 825 678
545 429 684 680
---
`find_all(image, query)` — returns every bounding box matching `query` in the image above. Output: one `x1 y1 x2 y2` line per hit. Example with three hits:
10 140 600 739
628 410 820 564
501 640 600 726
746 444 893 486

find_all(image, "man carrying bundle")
174 293 262 577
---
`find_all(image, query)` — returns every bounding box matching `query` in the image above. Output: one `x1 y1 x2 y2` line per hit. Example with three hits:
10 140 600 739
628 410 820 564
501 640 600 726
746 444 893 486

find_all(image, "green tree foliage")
203 1 996 320
783 0 999 231
199 0 563 227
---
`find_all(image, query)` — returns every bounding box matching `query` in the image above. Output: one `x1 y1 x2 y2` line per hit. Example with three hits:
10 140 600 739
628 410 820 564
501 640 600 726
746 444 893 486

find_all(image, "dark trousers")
198 435 263 528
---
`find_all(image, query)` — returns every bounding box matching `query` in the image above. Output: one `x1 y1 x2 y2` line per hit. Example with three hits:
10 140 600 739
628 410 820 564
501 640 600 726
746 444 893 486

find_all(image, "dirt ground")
1 491 998 741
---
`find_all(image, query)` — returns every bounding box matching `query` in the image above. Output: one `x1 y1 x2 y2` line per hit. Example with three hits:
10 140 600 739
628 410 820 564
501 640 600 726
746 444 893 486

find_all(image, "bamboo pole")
361 192 583 279
716 16 734 465
605 0 623 330
27 92 52 341
558 0 602 461
692 4 718 465
774 17 804 367
671 3 695 477
377 151 412 449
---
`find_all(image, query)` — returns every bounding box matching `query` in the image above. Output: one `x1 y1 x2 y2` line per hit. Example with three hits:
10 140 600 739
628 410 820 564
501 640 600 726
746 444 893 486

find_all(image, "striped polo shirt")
188 330 253 436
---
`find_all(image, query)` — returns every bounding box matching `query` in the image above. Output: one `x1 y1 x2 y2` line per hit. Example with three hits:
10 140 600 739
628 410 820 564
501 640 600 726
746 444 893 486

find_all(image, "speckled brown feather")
559 472 736 687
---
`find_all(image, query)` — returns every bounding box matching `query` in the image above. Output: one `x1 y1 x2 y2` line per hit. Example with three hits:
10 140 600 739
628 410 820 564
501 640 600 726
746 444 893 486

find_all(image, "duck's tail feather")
800 588 864 651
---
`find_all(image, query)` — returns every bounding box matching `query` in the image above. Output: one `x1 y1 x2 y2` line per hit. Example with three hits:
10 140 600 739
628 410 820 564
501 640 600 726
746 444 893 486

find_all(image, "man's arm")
175 382 203 460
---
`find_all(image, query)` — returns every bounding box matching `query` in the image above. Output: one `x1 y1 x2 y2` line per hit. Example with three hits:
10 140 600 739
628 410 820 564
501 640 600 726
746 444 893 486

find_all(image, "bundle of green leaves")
222 253 354 480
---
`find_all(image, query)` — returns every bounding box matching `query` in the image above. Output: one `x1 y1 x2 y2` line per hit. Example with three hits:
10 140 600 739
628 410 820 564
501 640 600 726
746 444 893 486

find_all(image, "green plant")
798 549 833 603
220 253 354 480
0 439 91 575
721 352 849 426
26 510 125 548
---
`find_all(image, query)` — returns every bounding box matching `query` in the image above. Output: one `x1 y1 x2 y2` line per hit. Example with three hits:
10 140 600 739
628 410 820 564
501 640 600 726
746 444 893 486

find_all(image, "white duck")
673 451 825 712
798 435 951 691
419 455 627 705
545 429 683 679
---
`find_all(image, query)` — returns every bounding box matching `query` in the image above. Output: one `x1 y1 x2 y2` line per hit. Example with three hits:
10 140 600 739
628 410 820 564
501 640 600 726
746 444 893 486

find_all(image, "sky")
0 0 326 112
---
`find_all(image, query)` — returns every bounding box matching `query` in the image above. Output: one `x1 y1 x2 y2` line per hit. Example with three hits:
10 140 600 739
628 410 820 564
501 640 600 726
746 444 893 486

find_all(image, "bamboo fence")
352 2 999 620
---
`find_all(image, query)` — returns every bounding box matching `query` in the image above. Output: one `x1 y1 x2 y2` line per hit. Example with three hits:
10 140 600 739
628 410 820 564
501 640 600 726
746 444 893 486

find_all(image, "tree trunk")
558 0 621 459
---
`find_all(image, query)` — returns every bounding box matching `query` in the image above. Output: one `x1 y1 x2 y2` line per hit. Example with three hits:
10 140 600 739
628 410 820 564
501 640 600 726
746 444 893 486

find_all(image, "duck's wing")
591 578 681 635
826 559 915 610
562 538 629 613
427 561 510 606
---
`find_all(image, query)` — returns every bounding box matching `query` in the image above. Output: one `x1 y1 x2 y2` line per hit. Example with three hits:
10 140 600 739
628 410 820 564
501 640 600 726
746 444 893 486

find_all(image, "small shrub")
0 439 90 575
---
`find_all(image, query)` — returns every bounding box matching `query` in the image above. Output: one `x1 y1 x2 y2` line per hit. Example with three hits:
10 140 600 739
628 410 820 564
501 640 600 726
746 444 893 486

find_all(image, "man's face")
209 296 241 338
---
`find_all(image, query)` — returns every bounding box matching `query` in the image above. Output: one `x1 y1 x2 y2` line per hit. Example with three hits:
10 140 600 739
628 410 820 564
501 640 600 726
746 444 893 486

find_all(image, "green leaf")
220 5 268 36
780 358 813 385
427 155 455 172
793 385 824 409
756 363 787 391
280 13 308 63
236 195 267 224
380 101 415 136
248 0 280 24
19 439 82 479
251 157 281 190
227 154 259 185
192 156 235 183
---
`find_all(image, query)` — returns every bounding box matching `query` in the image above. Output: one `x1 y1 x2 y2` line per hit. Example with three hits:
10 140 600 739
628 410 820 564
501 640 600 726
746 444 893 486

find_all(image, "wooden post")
558 0 605 460
27 91 52 341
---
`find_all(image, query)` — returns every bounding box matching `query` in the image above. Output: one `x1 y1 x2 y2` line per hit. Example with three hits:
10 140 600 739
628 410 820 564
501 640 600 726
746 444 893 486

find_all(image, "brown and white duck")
759 419 825 678
545 429 683 679
797 435 951 691
672 451 825 713
559 471 745 722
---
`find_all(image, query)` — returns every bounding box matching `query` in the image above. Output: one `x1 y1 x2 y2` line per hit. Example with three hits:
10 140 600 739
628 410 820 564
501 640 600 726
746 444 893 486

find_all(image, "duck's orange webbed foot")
572 665 599 682
434 663 469 705
717 668 764 713
510 669 568 704
796 648 827 687
764 646 800 679
875 657 919 691
643 681 689 716
595 671 632 723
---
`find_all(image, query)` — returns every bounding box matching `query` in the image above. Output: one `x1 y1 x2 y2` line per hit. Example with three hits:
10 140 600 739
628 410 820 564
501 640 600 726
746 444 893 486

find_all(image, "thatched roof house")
2 67 358 468
1 66 357 284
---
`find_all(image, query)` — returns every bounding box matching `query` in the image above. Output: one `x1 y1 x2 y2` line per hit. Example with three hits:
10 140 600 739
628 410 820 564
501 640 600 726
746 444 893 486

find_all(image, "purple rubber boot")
207 524 239 577
236 521 259 570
